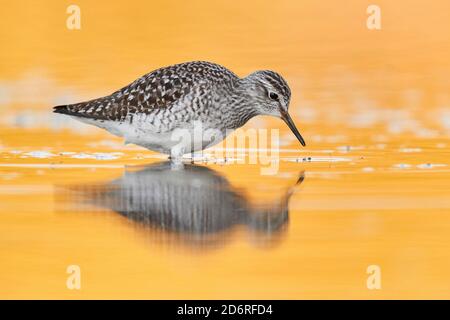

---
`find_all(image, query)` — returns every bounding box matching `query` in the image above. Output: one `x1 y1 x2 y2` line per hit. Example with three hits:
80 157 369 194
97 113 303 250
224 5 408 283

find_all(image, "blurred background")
0 0 449 299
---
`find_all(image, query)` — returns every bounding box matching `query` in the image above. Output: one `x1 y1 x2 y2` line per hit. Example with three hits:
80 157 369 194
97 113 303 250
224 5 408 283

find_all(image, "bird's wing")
53 61 238 121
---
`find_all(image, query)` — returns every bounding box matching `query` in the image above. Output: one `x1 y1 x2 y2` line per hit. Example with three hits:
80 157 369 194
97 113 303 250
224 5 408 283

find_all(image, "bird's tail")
53 103 93 118
53 96 111 120
53 105 74 115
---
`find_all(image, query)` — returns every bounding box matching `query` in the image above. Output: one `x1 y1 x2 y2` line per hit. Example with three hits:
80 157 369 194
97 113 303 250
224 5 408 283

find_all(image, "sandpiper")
54 61 306 157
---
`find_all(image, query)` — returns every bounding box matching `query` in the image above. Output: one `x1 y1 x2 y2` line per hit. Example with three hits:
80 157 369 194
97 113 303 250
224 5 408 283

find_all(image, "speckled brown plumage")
54 61 238 122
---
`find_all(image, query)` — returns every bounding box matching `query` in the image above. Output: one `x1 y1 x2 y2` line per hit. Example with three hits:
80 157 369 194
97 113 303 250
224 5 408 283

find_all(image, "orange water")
0 0 449 299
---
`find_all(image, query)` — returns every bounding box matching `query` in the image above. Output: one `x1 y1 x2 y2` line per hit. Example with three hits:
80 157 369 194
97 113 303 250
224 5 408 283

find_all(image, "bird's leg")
169 158 185 170
169 143 186 161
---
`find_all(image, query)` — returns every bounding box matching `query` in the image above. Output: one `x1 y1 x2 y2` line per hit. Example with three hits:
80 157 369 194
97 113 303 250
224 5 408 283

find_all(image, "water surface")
1 0 450 299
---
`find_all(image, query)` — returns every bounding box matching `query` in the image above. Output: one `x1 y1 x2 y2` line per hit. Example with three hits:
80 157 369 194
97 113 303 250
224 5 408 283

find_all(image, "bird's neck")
220 79 259 129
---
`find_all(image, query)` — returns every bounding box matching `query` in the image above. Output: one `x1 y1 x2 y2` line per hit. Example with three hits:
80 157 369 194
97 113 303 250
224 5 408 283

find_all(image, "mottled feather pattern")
54 61 238 122
258 70 291 102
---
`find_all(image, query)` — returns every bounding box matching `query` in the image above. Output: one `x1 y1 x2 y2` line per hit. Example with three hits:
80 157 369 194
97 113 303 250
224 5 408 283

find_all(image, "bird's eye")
269 92 278 100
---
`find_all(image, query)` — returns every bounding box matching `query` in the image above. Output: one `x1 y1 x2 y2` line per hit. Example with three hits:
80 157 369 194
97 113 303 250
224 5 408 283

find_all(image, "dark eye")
269 92 278 100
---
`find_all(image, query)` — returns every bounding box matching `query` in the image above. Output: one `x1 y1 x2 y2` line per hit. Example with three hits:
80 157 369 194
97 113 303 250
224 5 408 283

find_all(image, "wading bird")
54 61 306 158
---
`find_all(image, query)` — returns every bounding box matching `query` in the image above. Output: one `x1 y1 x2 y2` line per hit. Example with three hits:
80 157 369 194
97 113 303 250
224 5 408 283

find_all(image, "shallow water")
1 0 450 299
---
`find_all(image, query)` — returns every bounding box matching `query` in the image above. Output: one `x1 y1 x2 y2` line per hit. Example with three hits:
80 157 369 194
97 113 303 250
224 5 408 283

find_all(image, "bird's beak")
280 111 306 147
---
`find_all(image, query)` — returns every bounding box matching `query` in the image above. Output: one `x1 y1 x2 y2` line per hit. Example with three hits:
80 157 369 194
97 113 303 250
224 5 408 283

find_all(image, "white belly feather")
74 116 229 157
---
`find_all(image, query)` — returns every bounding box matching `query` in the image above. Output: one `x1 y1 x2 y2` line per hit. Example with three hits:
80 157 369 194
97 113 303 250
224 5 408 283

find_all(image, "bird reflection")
65 161 304 248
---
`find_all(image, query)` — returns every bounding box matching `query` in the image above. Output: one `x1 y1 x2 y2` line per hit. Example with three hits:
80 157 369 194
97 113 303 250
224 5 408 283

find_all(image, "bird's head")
241 70 306 147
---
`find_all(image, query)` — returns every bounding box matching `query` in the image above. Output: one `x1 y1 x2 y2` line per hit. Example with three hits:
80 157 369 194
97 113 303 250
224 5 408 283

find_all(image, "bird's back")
53 61 239 122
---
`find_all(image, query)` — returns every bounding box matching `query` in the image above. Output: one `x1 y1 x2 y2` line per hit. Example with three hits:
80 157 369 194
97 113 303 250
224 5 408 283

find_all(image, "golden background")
0 0 449 299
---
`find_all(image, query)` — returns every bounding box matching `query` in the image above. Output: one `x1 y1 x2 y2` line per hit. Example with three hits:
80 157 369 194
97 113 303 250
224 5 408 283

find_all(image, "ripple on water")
70 152 123 160
417 163 447 169
336 145 365 153
22 151 55 158
393 163 448 170
284 156 352 163
399 147 422 153
393 163 412 169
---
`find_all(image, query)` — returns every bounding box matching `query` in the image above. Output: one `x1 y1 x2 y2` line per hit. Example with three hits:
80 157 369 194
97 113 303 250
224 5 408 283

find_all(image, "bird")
53 61 306 158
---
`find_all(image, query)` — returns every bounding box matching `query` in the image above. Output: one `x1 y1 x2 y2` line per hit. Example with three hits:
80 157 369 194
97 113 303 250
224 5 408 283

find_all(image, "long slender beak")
280 111 306 147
